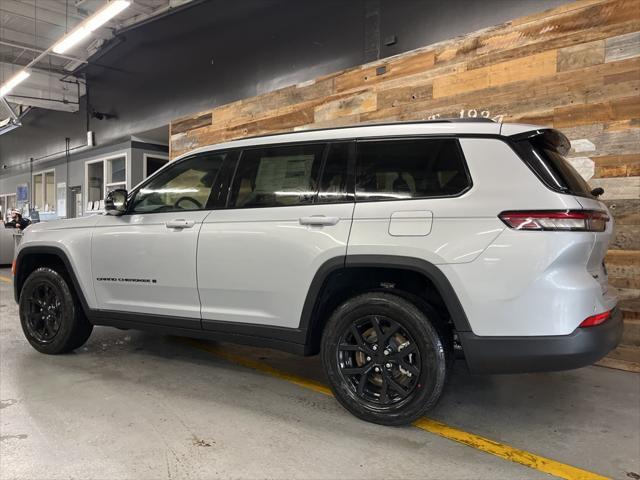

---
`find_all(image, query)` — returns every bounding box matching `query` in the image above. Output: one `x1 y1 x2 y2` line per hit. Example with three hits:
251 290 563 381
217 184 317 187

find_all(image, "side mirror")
105 189 128 215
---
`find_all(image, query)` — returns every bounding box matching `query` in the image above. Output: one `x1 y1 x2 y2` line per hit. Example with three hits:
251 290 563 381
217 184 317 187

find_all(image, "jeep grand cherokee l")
13 120 622 425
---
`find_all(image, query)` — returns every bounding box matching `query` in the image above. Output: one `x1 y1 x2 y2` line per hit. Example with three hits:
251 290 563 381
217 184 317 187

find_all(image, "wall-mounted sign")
16 183 28 204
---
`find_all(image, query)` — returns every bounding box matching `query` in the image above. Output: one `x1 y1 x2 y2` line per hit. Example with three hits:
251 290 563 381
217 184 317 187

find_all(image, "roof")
175 120 547 160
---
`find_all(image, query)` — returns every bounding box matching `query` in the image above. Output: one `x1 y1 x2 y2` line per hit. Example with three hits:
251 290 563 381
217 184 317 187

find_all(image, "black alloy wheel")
19 268 93 354
322 292 449 426
23 281 63 343
337 315 421 408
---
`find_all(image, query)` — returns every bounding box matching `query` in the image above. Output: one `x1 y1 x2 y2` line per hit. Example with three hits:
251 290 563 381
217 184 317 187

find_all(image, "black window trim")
353 136 473 203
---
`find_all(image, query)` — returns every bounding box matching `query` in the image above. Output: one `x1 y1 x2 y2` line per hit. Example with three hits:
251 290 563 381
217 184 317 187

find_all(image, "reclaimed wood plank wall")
170 0 640 369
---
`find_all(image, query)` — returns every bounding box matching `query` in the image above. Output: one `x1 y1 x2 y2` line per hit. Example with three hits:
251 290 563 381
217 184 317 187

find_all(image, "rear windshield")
512 130 594 198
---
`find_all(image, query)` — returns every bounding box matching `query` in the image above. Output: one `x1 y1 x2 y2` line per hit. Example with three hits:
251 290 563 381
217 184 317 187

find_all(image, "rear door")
197 141 354 329
347 137 489 265
92 152 228 324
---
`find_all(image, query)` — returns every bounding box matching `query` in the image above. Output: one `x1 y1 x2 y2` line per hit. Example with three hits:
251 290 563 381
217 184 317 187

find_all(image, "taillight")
498 210 609 232
580 310 611 327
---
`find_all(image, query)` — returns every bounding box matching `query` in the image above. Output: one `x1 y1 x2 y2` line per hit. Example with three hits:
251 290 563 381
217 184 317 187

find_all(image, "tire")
19 267 93 354
321 292 449 426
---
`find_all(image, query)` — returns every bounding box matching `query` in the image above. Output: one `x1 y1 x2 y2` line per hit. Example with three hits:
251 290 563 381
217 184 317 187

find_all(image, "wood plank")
377 84 433 110
365 58 640 126
557 39 605 71
606 250 640 290
436 0 637 66
606 250 639 263
600 344 640 365
335 50 435 93
314 91 377 123
432 50 557 98
604 199 640 224
609 225 640 250
564 125 640 158
596 354 640 372
621 318 640 346
171 112 213 135
553 96 640 128
605 31 640 62
589 176 640 200
620 297 640 320
593 153 640 178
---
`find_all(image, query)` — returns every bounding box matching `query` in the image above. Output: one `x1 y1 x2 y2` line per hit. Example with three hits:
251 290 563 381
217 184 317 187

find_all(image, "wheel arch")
300 254 471 354
14 246 90 314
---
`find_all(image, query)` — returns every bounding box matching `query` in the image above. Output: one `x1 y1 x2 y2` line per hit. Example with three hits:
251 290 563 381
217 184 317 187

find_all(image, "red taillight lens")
579 310 611 327
498 210 609 232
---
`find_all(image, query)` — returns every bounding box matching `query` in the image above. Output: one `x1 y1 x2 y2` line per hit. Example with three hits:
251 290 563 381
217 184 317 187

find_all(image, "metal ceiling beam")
0 61 83 112
0 0 86 28
0 40 88 65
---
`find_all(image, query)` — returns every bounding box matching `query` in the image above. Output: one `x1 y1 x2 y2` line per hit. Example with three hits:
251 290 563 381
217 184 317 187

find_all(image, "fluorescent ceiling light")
52 0 131 54
52 27 91 54
0 70 30 98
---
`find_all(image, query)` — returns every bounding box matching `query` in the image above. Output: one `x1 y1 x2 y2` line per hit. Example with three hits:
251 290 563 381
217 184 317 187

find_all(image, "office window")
145 155 169 178
32 170 55 212
85 155 127 210
87 161 104 204
0 194 16 222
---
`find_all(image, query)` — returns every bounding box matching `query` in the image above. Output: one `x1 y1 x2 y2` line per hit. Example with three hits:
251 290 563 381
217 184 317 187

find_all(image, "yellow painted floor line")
0 275 12 284
185 339 609 480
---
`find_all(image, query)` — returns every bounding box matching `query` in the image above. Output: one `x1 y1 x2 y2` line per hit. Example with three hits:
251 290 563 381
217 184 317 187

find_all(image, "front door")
92 152 228 326
197 141 355 329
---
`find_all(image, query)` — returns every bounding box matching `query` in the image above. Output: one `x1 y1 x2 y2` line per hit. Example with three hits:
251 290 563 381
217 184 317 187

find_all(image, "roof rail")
178 118 499 155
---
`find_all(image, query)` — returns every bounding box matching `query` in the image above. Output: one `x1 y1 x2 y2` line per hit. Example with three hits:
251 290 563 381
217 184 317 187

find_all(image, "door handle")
299 215 340 226
165 219 195 229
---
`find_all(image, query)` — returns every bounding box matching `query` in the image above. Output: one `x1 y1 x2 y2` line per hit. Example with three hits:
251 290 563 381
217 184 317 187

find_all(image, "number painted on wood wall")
427 110 504 123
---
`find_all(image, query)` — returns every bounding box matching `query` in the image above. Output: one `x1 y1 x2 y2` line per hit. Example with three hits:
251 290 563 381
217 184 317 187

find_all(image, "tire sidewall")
322 292 448 426
19 268 80 354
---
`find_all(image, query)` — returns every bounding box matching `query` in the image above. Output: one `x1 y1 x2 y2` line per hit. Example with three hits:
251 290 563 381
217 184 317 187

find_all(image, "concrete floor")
0 268 638 480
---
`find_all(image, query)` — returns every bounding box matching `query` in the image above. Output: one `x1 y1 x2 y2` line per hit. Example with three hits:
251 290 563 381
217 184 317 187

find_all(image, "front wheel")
321 292 449 426
19 267 93 354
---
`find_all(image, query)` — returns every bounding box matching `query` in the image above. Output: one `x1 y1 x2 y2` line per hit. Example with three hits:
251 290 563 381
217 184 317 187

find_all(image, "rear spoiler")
507 128 571 156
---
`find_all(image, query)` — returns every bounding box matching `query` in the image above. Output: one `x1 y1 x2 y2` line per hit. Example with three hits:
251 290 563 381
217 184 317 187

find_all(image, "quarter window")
356 139 470 200
229 144 325 208
130 153 226 214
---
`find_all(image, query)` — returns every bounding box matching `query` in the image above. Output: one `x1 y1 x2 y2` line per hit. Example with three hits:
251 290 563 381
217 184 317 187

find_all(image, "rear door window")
228 143 326 208
355 138 470 201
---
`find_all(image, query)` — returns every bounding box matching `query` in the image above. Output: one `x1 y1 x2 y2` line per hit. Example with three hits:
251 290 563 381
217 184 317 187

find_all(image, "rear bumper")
459 308 623 374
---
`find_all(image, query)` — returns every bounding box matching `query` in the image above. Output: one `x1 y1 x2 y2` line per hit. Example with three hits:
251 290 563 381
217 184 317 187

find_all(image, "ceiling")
0 0 193 116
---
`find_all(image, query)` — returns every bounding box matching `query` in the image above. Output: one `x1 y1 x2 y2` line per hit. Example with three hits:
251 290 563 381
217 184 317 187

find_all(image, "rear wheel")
19 267 93 354
321 292 449 426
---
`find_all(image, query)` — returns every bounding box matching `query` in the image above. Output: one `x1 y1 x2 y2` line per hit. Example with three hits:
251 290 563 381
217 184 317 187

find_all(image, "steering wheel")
174 196 202 210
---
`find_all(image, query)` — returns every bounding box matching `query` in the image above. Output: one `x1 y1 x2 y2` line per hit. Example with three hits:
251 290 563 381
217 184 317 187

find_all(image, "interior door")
92 152 228 326
197 141 355 329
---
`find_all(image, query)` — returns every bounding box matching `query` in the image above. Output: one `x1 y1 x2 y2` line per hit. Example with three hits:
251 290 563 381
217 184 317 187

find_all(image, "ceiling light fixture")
52 0 131 54
0 70 30 98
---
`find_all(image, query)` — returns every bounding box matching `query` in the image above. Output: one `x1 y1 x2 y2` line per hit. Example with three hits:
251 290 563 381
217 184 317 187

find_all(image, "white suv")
13 120 622 425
